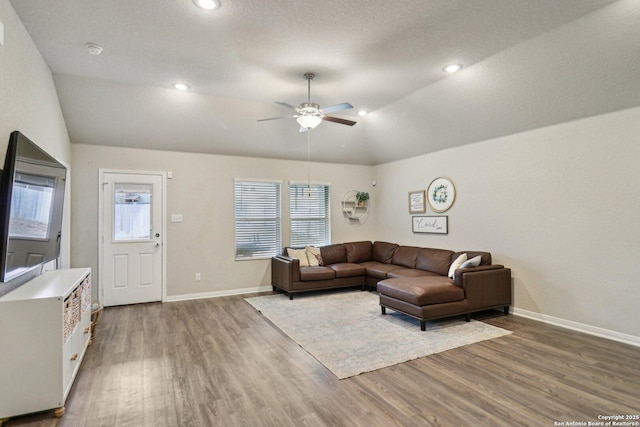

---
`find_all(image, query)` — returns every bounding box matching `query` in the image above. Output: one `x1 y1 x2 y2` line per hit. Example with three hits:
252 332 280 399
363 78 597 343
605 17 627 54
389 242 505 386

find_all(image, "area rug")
245 290 511 379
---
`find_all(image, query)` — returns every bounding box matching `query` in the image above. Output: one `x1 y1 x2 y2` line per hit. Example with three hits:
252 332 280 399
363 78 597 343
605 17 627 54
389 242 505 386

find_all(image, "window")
113 183 152 241
234 179 281 260
289 183 330 247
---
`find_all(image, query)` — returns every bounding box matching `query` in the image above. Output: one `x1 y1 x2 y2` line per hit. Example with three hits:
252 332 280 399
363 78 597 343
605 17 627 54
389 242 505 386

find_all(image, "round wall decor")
342 190 369 225
427 177 456 213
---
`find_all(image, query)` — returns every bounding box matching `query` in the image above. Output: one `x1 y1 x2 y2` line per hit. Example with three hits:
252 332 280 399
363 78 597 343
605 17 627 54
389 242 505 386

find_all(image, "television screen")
0 131 67 283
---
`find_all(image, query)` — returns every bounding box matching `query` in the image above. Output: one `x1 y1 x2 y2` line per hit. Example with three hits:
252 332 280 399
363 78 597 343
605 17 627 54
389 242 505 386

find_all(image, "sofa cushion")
452 251 492 266
359 261 402 279
416 247 455 276
305 246 323 266
460 255 482 269
287 248 310 266
299 266 336 281
391 246 420 268
386 268 438 279
329 263 366 278
320 244 347 265
372 241 398 264
448 253 467 278
345 241 372 263
377 277 464 306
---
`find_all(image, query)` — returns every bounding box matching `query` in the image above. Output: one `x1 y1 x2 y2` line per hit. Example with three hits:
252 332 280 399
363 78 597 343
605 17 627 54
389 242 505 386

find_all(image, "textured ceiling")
9 0 640 165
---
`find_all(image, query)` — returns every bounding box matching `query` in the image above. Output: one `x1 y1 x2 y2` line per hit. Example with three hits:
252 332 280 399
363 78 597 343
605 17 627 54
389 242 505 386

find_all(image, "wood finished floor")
6 292 640 427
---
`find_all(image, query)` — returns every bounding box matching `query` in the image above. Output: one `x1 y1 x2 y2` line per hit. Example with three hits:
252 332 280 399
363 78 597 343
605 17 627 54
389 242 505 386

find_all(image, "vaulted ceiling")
9 0 640 165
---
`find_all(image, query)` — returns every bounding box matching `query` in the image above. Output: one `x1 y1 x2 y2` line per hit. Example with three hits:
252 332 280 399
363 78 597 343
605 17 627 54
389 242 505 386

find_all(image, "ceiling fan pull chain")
307 130 312 196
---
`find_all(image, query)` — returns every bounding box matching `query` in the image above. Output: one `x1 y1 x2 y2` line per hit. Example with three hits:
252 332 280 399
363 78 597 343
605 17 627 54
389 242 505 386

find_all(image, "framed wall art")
412 216 448 234
408 190 426 214
427 177 456 213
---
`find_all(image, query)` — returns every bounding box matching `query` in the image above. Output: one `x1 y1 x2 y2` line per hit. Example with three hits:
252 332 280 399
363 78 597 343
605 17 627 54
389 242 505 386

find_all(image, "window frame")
289 181 331 248
234 178 282 261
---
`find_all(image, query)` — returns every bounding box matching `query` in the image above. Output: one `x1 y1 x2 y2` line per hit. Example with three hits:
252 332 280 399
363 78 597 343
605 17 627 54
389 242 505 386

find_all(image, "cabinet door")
62 330 77 399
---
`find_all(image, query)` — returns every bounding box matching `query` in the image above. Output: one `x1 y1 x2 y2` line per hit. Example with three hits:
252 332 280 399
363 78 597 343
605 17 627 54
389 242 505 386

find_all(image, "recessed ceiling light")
442 64 462 73
173 83 190 91
85 43 103 55
193 0 221 10
357 110 368 117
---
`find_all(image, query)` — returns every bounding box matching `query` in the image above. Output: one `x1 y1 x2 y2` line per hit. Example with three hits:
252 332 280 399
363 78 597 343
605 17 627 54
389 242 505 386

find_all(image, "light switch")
170 214 183 223
0 19 4 46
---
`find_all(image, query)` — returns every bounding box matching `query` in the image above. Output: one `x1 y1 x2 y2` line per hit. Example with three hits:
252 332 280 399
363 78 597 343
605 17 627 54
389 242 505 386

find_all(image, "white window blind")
289 184 330 247
234 180 281 260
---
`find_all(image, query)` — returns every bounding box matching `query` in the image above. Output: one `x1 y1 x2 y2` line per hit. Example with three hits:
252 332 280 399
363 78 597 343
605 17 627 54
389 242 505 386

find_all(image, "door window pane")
114 184 152 241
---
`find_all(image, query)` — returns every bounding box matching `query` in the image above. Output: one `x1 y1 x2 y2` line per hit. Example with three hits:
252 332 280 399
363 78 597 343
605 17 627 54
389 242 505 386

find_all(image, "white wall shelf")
342 190 369 225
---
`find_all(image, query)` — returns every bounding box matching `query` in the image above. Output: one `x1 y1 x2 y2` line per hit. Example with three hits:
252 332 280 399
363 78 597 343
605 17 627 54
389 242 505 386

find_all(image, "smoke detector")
86 43 103 55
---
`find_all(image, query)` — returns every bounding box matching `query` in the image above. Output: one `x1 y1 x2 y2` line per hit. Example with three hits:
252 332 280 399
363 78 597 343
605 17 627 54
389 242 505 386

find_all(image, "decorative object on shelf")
342 190 369 226
409 190 426 214
356 191 369 207
427 177 456 213
412 215 448 234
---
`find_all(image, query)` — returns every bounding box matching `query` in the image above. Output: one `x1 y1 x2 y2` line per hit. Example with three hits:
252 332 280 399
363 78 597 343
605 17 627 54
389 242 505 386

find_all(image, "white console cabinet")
0 268 91 422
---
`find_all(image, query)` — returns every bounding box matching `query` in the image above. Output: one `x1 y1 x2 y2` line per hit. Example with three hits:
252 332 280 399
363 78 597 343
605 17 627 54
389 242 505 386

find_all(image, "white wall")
0 1 72 277
71 144 375 300
372 106 640 339
70 108 640 342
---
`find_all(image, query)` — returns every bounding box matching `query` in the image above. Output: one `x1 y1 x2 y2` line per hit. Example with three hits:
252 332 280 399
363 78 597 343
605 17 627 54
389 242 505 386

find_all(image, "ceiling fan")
258 73 357 132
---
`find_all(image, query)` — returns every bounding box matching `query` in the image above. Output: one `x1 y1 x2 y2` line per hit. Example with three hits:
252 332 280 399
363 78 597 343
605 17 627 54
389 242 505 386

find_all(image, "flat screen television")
0 131 67 283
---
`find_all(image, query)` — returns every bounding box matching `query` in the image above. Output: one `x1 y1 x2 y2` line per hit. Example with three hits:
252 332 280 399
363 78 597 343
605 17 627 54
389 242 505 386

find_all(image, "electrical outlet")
195 273 201 282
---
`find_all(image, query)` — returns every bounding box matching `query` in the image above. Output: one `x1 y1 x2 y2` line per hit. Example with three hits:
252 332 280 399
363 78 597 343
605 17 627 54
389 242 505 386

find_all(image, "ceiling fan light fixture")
193 0 221 10
357 110 368 117
297 115 323 129
258 72 356 129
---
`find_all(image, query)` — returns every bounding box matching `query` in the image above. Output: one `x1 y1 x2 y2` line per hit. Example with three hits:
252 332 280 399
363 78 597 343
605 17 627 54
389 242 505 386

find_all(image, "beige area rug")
245 290 512 379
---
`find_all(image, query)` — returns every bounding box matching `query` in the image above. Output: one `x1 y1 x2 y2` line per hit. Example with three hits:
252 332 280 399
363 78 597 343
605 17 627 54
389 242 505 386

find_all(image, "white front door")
99 170 165 306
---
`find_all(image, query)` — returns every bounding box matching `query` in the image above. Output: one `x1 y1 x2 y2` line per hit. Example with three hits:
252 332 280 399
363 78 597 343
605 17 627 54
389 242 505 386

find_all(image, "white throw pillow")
460 255 482 269
305 246 322 266
287 248 310 267
448 253 467 279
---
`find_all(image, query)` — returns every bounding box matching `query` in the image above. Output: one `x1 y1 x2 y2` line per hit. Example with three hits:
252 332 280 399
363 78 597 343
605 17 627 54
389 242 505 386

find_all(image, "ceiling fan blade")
257 115 297 122
275 102 297 110
323 116 357 126
322 102 353 114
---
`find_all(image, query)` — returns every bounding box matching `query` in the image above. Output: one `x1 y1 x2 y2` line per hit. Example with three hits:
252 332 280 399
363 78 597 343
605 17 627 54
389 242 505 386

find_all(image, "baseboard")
512 307 640 348
165 285 273 302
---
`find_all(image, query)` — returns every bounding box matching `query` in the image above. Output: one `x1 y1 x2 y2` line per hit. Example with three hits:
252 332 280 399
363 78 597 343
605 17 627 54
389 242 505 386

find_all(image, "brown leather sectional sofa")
271 241 512 330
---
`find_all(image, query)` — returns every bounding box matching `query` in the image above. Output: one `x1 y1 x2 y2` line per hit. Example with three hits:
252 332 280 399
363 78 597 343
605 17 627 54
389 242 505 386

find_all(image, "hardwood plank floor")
5 293 640 427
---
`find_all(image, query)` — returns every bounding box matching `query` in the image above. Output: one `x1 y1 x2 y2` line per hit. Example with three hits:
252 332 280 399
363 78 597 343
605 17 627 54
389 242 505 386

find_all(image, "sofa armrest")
453 264 504 287
271 255 300 291
455 266 512 310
